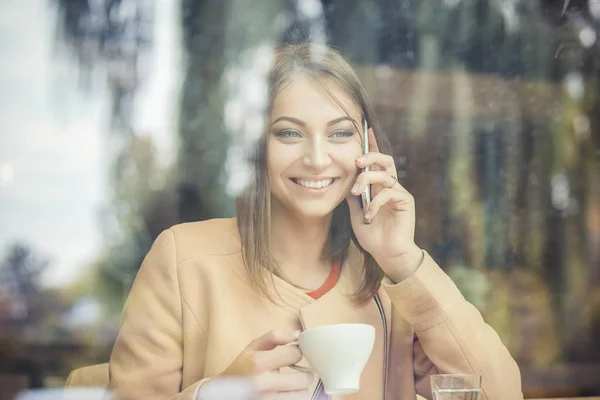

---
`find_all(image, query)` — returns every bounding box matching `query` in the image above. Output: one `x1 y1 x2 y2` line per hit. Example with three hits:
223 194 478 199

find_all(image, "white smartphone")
361 118 371 224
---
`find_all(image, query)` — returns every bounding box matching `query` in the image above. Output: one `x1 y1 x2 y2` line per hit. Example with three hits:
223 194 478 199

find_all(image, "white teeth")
296 179 333 189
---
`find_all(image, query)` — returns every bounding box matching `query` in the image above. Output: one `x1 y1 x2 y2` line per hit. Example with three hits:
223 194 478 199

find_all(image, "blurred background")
0 0 599 398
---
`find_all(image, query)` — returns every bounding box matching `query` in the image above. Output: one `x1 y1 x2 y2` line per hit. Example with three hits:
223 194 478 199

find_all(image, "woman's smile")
290 177 338 190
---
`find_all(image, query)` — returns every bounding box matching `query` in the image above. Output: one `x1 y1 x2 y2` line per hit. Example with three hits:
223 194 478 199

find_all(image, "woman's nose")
302 138 331 171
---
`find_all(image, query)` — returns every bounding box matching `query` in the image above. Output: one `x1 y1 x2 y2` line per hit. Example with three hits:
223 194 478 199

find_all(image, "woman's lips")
291 178 337 189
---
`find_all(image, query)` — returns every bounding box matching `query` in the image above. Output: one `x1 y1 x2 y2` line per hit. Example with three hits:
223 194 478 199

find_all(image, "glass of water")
431 374 482 400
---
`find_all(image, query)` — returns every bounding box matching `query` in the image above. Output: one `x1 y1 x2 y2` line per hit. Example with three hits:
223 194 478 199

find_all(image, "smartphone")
361 118 371 224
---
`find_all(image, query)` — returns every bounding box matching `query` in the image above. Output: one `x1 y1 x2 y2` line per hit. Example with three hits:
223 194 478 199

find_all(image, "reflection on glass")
431 374 482 400
0 0 598 398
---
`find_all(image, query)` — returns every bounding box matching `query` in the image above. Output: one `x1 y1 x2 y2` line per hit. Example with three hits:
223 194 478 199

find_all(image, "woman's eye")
275 130 302 139
330 130 354 139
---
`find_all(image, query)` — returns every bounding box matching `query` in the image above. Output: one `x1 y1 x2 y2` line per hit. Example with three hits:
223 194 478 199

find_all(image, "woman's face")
267 76 363 221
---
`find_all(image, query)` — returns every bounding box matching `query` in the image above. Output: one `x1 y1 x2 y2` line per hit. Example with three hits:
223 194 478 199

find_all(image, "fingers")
345 193 364 225
351 171 398 196
254 371 313 394
246 330 303 372
365 187 414 221
249 330 300 351
252 343 303 371
356 151 395 173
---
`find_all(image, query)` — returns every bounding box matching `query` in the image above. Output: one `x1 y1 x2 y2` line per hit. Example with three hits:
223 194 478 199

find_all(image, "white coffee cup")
289 323 376 395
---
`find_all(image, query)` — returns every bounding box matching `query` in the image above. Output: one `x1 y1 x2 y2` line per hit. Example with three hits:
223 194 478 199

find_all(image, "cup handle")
289 364 314 373
285 341 317 374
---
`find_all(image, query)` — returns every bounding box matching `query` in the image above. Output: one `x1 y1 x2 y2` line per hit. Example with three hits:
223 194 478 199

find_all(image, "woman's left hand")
346 128 424 283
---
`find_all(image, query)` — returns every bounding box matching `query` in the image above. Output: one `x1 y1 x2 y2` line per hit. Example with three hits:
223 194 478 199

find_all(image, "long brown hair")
236 43 392 305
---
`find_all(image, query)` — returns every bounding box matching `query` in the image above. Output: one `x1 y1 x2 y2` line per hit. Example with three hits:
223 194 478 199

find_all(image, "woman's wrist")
377 244 424 284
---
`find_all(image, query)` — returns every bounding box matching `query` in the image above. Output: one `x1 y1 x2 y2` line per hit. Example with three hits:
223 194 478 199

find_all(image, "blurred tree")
0 244 49 326
52 0 154 128
0 244 72 345
94 134 179 313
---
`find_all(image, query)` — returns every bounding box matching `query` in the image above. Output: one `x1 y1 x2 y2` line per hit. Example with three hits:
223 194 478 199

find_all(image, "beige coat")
108 218 523 400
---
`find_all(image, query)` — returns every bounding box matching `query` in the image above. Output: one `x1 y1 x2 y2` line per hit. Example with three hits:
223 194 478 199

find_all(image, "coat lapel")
297 244 370 330
380 277 417 399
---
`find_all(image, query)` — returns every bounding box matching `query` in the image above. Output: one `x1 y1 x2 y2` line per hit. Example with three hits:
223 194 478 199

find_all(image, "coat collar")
270 243 393 335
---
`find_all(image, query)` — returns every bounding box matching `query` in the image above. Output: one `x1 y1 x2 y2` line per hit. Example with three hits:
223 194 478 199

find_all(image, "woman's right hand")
220 330 314 399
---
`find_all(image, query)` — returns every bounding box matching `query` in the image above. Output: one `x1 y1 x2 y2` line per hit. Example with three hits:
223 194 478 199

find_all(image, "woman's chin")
291 203 338 220
271 195 348 221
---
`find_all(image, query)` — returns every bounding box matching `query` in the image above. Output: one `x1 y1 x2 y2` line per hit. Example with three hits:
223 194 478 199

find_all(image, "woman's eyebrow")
271 116 305 127
326 116 355 126
270 116 356 127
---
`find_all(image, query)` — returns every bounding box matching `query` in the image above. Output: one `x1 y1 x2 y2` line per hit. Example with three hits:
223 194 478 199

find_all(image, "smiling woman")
268 80 361 221
237 44 392 306
107 43 523 400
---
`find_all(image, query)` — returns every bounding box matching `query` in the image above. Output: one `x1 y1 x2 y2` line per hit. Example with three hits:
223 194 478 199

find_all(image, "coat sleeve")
108 229 209 400
382 251 523 400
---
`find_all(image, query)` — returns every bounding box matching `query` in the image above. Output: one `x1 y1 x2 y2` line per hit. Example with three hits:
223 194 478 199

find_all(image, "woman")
108 43 523 400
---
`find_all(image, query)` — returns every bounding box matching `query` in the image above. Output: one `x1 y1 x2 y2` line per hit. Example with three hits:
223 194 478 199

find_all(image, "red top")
306 258 342 300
